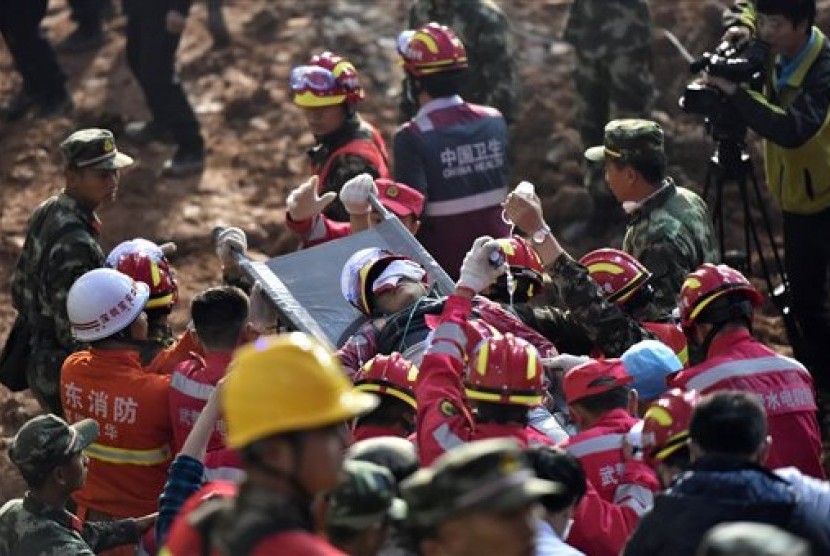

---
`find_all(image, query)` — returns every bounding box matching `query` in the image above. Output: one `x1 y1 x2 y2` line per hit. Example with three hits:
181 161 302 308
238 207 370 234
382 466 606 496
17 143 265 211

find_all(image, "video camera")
680 39 770 140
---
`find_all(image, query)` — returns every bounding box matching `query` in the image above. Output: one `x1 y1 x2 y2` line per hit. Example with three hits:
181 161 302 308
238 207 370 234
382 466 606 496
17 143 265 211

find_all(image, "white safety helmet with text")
67 268 150 342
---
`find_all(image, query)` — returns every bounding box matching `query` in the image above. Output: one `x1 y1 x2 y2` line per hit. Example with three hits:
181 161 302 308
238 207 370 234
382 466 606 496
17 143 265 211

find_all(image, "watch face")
533 228 549 244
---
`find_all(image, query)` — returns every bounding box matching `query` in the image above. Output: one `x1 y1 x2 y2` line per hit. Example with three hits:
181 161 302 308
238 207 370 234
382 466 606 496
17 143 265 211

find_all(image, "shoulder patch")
440 399 458 417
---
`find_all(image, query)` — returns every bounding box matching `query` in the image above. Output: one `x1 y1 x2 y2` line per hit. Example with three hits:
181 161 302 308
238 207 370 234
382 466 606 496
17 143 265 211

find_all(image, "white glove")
339 173 378 215
216 227 247 265
457 236 506 294
286 176 336 221
542 354 592 372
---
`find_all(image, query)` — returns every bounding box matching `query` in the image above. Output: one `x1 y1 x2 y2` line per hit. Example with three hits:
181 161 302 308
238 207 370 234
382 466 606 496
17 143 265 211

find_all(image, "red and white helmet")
579 248 652 307
340 247 426 316
641 388 701 469
67 268 150 342
290 51 364 107
464 334 544 407
678 263 763 330
355 352 419 409
115 251 179 311
397 22 468 77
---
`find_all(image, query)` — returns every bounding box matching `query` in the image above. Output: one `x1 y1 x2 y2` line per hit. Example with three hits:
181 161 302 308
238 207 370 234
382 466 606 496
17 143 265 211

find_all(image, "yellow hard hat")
223 333 378 449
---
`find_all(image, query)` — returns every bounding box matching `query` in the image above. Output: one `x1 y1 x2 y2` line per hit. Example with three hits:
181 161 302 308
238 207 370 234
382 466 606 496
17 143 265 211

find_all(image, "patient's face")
373 279 428 315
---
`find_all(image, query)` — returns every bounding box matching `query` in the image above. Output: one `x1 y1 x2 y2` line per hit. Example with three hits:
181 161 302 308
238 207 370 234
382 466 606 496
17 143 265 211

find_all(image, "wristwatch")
531 223 552 244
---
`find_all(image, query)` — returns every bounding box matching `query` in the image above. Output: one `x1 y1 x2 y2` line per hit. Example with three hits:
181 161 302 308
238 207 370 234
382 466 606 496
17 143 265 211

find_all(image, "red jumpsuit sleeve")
416 295 476 466
337 321 380 381
568 480 642 556
148 329 202 375
285 213 352 248
474 297 558 357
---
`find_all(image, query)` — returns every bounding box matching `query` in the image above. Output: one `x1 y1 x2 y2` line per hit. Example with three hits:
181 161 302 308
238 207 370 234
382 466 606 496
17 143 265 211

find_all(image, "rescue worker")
0 415 156 554
640 388 700 488
414 237 555 465
123 0 206 177
60 268 198 555
670 263 826 478
291 51 390 222
353 353 419 442
559 358 659 554
624 391 830 555
564 0 655 233
394 22 510 278
286 173 424 248
502 186 685 359
160 333 378 554
323 460 408 556
10 128 134 414
169 286 256 481
404 0 520 124
582 119 720 320
337 245 556 377
401 438 561 556
113 249 179 365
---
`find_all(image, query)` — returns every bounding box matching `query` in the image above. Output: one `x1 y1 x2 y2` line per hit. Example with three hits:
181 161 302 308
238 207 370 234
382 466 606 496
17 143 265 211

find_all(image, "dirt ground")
1 0 828 502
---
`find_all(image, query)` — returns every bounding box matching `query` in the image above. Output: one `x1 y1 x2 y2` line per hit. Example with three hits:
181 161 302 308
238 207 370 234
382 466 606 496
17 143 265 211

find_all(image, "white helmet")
68 268 150 342
105 238 166 267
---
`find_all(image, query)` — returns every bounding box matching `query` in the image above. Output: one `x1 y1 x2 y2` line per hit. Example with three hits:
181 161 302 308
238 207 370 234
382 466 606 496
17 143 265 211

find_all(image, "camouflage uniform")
326 459 406 533
137 322 176 366
1 415 140 555
586 120 719 321
404 0 519 124
10 130 132 415
564 0 655 206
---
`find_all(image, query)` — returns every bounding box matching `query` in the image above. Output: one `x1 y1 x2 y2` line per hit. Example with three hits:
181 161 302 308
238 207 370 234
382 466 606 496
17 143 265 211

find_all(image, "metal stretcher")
229 196 455 349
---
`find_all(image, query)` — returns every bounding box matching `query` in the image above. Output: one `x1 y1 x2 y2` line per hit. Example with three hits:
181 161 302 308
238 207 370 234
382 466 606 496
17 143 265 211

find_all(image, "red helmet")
397 22 468 77
579 248 652 306
678 263 763 329
464 334 544 407
291 51 364 108
115 252 178 311
355 352 419 409
641 388 701 469
496 236 543 285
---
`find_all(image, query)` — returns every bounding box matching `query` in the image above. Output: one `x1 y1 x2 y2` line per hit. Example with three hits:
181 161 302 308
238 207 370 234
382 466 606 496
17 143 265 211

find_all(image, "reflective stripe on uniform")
425 187 508 217
564 433 626 459
432 422 465 451
684 355 809 393
85 442 171 466
171 372 215 401
614 484 654 516
204 466 246 483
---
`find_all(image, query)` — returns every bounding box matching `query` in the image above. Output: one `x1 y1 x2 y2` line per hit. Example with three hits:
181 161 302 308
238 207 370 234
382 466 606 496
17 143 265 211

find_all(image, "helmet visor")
290 65 338 93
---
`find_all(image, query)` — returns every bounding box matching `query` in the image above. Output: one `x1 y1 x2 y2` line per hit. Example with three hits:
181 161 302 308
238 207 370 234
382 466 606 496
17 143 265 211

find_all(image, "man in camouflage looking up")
565 0 656 233
583 119 719 321
403 0 519 124
10 128 134 415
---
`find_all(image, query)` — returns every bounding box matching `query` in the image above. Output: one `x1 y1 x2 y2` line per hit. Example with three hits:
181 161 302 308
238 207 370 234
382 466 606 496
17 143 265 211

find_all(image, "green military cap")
60 128 134 170
584 119 665 167
8 414 98 478
326 459 407 530
401 438 562 528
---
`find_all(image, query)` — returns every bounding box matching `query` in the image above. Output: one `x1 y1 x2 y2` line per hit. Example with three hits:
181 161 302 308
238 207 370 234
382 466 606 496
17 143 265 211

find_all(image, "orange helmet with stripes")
115 251 178 311
355 352 419 409
397 22 468 77
464 334 544 407
291 51 364 108
678 263 763 330
579 248 652 307
641 388 700 469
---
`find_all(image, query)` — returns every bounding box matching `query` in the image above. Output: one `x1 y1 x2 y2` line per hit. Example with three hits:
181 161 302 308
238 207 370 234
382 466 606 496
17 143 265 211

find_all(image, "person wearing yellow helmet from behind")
161 333 378 555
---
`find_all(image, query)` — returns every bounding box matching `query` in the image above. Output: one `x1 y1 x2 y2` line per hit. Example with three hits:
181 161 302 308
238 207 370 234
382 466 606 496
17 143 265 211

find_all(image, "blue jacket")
624 456 830 555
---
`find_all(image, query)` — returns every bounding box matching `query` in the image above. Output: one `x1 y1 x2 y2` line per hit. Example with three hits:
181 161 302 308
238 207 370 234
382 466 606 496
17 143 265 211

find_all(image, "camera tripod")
702 135 805 355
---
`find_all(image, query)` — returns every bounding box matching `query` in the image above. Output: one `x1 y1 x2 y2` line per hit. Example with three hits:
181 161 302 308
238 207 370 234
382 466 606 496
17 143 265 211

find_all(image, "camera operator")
705 0 830 402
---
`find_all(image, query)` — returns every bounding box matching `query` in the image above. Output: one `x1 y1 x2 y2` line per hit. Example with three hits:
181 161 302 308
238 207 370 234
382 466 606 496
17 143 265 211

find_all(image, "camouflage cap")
326 459 407 530
60 128 134 170
584 119 665 167
8 415 98 478
401 438 562 528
